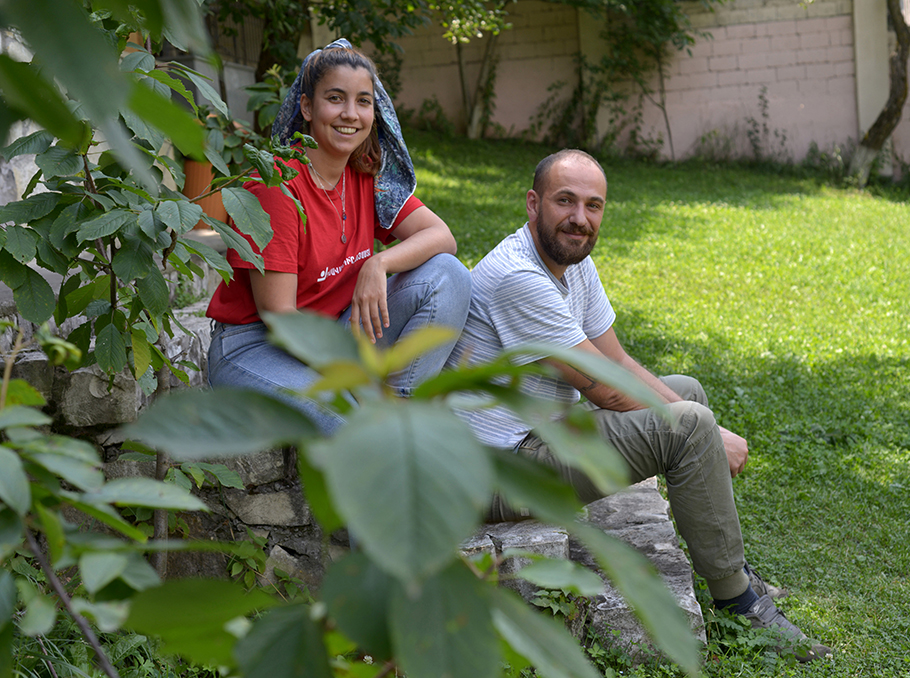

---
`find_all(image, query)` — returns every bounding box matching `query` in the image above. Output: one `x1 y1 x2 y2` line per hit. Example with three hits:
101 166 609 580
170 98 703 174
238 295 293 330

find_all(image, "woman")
206 39 471 435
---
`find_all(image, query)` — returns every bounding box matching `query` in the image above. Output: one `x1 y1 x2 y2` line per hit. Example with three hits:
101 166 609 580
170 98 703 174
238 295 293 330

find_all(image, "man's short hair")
532 149 608 195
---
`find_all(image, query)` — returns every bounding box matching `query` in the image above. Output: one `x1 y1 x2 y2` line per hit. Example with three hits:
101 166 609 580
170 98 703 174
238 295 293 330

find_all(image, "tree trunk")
848 0 910 184
455 41 473 133
466 32 500 140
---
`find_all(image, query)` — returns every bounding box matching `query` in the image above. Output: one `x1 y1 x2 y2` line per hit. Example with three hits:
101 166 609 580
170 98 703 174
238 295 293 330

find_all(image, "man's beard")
537 214 597 266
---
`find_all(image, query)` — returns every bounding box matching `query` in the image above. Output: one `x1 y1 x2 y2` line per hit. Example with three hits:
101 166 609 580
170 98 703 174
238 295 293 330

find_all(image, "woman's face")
301 65 375 162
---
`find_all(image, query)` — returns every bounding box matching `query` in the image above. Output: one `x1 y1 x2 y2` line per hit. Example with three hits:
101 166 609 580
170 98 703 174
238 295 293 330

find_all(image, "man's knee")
668 399 723 466
661 374 709 406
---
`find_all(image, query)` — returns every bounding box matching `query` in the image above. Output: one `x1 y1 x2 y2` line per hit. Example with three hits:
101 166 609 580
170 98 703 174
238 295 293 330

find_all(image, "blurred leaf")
0 510 23 562
489 450 583 524
572 523 700 674
35 503 64 563
3 379 46 407
534 417 629 496
322 551 393 660
390 561 499 678
131 327 152 377
0 57 85 146
511 558 604 597
18 592 56 637
0 406 51 429
377 326 456 376
264 311 359 369
222 187 272 250
80 552 129 594
489 587 601 678
0 448 31 516
87 478 207 510
129 579 277 667
311 401 491 583
60 496 147 542
124 388 316 458
127 80 206 160
296 453 342 533
0 571 17 631
235 604 332 678
27 453 104 492
71 598 130 633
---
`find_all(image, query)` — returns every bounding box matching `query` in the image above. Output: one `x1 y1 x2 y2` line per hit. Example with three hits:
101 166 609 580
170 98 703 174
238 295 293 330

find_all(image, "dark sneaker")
745 562 788 599
744 594 834 663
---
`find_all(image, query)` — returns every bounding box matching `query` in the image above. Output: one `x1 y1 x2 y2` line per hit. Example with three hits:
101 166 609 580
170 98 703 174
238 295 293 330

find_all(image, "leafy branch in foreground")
126 310 703 678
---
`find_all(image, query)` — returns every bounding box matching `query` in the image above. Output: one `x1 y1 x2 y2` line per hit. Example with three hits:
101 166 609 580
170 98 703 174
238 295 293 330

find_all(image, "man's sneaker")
744 595 834 663
745 562 788 599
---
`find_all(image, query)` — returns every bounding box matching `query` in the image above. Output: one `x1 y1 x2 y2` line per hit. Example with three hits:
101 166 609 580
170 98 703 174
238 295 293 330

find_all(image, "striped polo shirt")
445 224 615 449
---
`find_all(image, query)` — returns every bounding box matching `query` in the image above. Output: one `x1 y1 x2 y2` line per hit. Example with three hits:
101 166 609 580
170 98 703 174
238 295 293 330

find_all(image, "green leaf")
124 389 317 458
0 130 54 161
95 323 128 374
27 453 103 492
18 592 56 637
0 251 27 290
206 215 263 272
195 462 244 489
264 311 360 369
59 496 146 542
2 380 45 408
157 0 210 55
390 561 500 678
572 523 700 674
80 552 129 594
0 406 51 429
222 187 272 250
171 64 228 117
490 450 583 525
0 192 59 225
144 69 197 114
88 478 207 511
312 401 492 583
0 449 30 516
127 80 206 159
0 56 84 146
296 453 342 533
131 327 152 378
112 238 155 281
128 579 277 667
76 209 137 243
157 200 203 234
512 558 605 597
121 106 166 153
70 598 130 633
0 510 23 563
36 145 82 178
13 267 55 324
118 552 161 591
36 503 65 563
4 228 39 264
120 50 156 74
243 146 276 185
0 571 17 632
489 588 602 678
534 416 629 496
235 604 332 678
510 342 672 416
322 552 393 659
181 237 230 281
136 268 170 318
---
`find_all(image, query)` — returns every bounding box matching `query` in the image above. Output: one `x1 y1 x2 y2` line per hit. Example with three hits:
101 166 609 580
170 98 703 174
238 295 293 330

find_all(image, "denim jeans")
487 375 747 586
208 253 472 436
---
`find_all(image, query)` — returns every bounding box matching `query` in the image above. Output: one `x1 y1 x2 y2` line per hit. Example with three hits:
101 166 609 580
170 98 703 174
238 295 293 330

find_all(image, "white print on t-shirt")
316 248 372 283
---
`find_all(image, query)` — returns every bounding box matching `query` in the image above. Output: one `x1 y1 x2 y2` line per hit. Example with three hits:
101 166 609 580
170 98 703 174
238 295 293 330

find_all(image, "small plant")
413 95 456 137
744 86 789 164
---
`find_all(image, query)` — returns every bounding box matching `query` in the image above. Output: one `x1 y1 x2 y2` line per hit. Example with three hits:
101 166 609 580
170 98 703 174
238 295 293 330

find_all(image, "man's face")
529 157 607 270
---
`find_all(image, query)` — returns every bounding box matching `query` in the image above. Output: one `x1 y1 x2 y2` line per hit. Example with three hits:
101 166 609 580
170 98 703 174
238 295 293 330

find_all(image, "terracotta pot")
182 159 228 230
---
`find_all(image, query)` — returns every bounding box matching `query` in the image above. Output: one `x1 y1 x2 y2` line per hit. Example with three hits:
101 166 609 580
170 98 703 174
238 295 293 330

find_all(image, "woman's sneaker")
744 595 834 663
744 562 788 599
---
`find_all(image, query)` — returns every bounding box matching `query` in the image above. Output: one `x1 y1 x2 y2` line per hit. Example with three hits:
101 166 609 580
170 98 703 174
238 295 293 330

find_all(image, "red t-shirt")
207 159 423 324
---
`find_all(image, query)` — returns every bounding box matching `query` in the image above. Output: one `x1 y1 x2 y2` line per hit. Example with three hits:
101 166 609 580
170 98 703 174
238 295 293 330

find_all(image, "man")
445 149 832 662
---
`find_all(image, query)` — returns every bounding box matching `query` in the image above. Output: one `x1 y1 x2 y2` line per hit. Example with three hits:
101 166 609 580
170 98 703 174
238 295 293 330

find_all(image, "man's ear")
526 189 539 223
300 95 312 122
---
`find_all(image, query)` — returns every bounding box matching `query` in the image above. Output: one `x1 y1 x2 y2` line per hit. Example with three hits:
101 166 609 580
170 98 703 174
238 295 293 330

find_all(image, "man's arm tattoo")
576 370 599 394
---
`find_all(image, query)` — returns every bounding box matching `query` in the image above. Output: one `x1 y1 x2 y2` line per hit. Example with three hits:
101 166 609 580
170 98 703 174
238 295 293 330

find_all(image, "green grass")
407 128 910 677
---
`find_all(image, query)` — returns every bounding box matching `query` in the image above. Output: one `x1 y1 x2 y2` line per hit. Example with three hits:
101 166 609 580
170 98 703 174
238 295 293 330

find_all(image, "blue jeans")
208 253 472 436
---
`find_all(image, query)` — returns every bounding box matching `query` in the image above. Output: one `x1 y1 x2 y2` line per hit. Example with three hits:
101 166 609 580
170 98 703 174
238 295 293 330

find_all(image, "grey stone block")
218 449 287 487
224 488 311 527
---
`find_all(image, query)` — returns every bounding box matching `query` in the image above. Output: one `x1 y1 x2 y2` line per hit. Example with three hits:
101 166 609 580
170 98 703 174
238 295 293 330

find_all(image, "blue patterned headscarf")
272 38 416 231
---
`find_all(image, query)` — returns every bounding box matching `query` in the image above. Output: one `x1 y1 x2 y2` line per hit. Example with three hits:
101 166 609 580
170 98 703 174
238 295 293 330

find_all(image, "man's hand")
719 426 748 477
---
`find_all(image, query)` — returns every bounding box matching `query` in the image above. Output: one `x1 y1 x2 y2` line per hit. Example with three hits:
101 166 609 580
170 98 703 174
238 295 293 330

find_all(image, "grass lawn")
406 128 910 677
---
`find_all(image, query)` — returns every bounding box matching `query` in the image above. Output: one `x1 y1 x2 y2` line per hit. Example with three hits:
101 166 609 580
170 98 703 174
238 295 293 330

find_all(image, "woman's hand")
350 255 389 342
